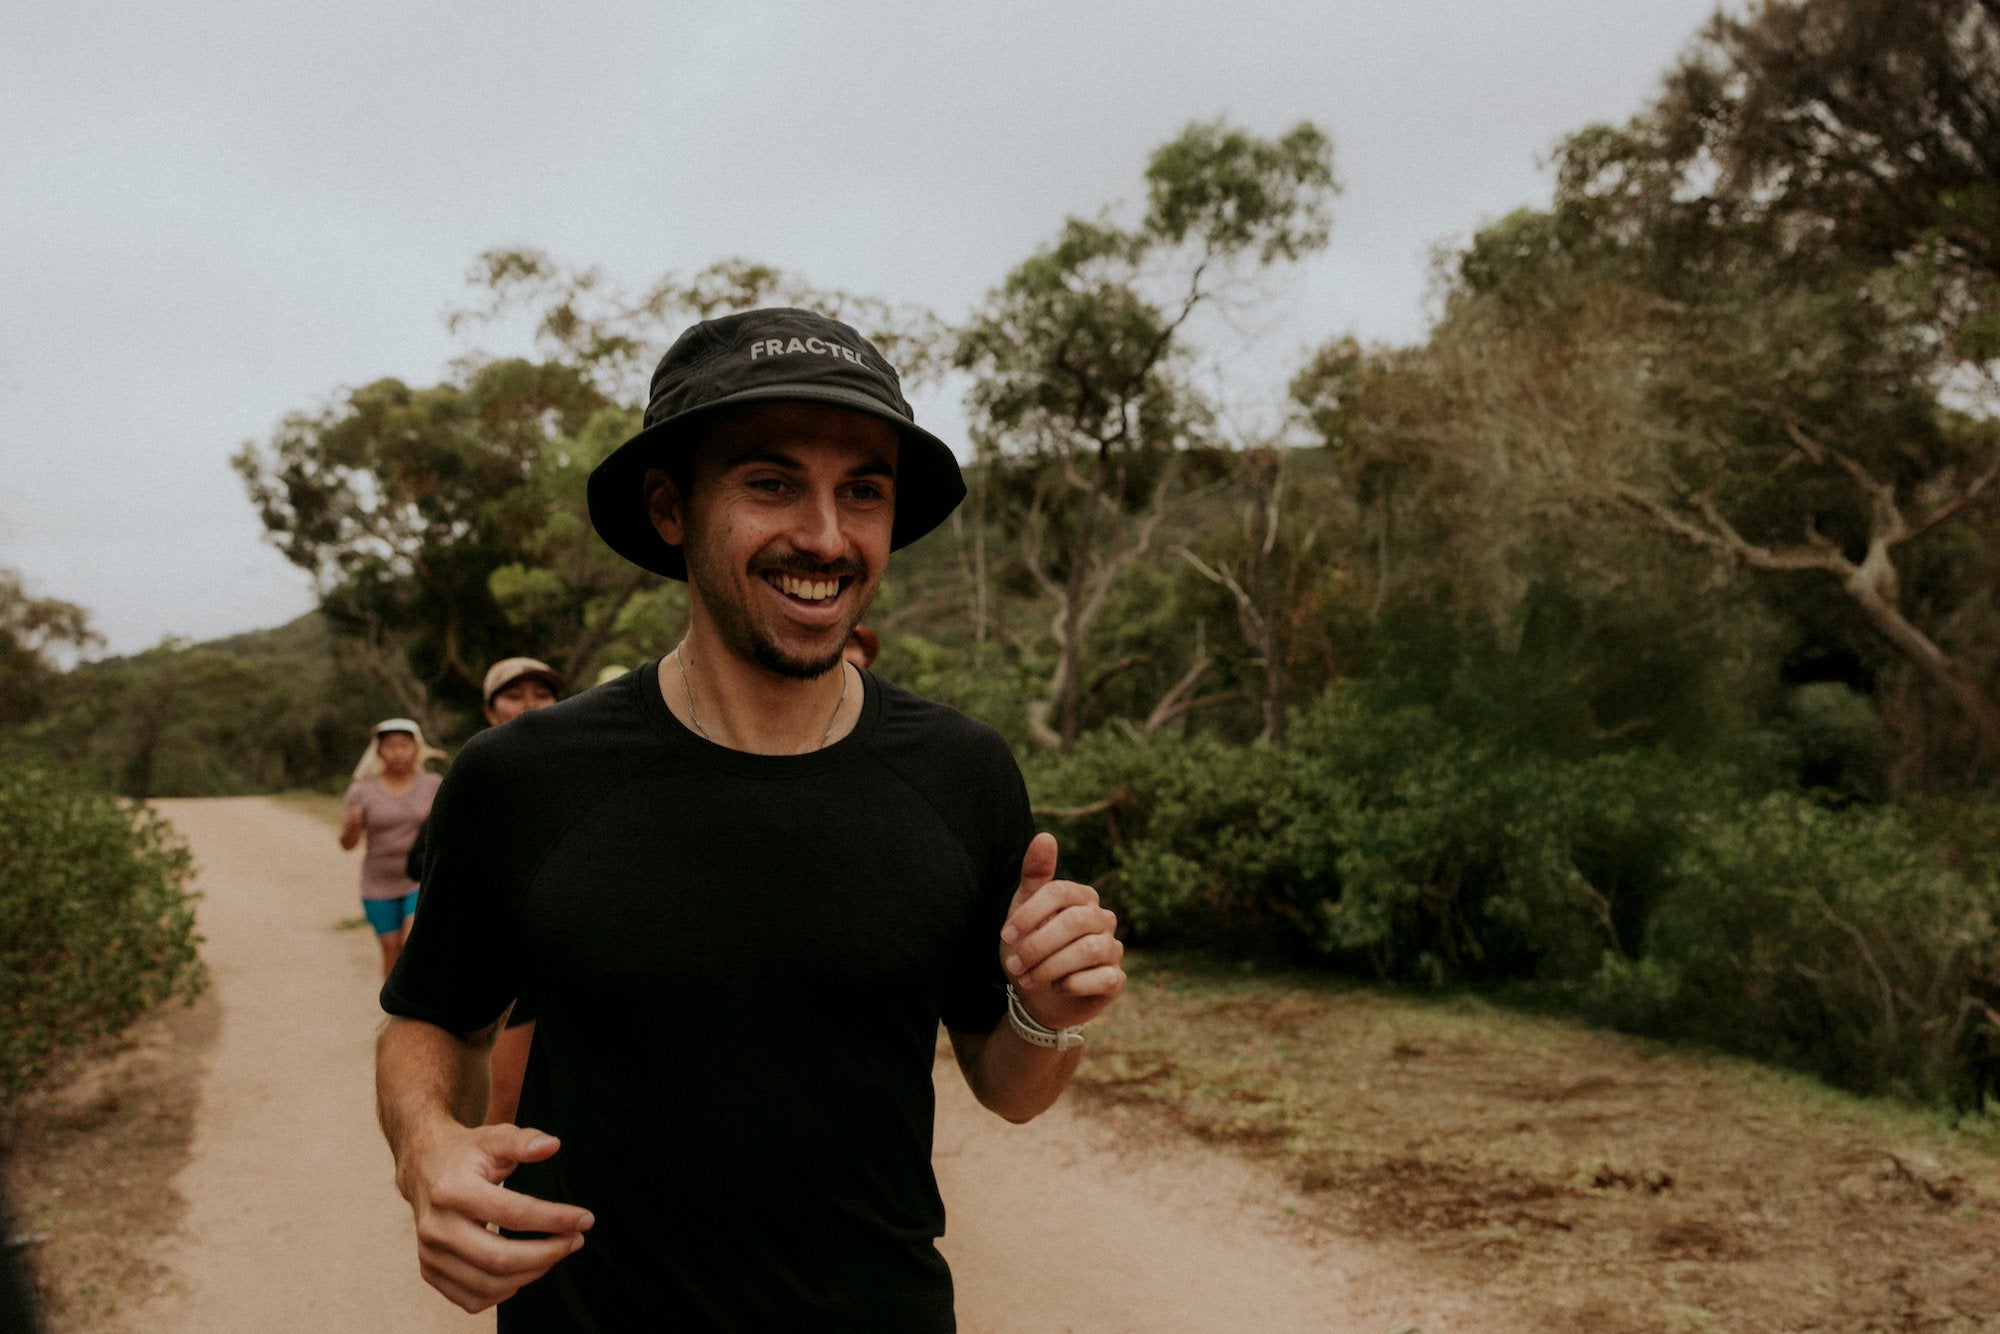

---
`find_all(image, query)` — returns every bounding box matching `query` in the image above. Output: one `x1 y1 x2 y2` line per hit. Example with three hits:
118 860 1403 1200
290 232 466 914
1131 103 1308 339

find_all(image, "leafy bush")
1029 687 2000 1104
1615 796 2000 1104
1286 693 1715 984
1032 689 1713 981
1032 725 1302 951
879 632 1042 754
0 763 205 1096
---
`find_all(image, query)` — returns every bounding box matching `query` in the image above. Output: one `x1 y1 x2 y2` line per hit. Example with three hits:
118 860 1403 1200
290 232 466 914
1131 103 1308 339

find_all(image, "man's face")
483 677 558 727
648 401 898 680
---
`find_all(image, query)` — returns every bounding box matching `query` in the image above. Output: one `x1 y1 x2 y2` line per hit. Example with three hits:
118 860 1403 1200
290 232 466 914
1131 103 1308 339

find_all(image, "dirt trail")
130 798 491 1332
121 796 1497 1332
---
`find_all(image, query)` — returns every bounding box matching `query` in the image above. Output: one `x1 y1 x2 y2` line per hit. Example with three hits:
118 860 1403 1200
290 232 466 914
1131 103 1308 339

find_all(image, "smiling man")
374 308 1125 1331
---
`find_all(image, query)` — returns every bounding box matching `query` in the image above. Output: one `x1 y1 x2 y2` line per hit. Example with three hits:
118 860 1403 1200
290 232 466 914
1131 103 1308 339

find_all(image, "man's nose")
789 490 844 560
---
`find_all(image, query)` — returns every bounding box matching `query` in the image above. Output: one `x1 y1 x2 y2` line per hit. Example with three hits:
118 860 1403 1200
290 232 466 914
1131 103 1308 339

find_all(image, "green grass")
1068 949 2000 1326
1094 950 2000 1153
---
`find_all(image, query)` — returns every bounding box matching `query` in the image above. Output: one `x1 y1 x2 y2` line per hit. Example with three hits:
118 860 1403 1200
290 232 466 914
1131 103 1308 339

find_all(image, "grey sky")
1 1 1724 656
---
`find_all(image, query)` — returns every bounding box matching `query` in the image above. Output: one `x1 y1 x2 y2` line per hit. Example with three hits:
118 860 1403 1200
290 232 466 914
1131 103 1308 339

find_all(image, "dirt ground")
1071 966 2000 1332
0 985 214 1329
3 797 1499 1333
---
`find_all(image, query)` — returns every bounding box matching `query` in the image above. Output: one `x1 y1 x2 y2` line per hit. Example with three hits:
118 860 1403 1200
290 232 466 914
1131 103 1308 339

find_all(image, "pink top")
341 771 442 901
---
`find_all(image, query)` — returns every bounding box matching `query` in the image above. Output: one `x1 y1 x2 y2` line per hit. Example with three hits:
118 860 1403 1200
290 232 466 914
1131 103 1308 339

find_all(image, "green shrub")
1033 726 1304 951
1029 687 2000 1104
1031 690 1715 982
1615 795 2000 1104
0 762 205 1096
1285 693 1719 983
879 633 1041 754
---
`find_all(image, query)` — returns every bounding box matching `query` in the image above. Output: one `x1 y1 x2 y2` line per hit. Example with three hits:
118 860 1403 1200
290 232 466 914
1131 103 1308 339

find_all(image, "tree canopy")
1383 0 2000 781
0 569 98 732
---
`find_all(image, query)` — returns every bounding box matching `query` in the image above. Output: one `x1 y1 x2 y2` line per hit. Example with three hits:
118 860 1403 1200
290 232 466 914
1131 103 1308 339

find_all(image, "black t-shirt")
381 661 1032 1332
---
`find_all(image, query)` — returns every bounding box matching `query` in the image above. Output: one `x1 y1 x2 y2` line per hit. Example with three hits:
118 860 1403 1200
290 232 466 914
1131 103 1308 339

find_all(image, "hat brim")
587 385 967 581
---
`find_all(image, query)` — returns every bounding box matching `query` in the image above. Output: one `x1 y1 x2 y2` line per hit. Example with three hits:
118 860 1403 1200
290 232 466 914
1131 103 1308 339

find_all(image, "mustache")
750 552 866 581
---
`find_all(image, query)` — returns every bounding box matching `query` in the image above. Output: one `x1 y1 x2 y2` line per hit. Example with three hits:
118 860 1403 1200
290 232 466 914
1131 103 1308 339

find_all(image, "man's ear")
643 466 685 547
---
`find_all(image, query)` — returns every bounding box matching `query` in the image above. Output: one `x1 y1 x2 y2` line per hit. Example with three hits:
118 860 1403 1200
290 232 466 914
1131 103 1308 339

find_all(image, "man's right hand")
398 1122 593 1313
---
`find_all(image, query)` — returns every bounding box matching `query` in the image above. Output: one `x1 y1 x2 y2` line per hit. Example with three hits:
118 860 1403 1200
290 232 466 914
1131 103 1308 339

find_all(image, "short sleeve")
403 818 431 883
938 756 1036 1035
379 746 523 1035
340 781 364 818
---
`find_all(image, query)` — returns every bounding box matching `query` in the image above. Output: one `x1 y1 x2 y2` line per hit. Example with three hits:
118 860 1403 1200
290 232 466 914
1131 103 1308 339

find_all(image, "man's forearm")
376 1017 495 1192
951 1025 1082 1124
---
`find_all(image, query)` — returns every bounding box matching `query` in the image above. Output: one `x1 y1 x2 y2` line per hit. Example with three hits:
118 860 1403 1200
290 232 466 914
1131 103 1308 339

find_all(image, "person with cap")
401 656 569 1125
339 718 445 978
482 656 565 726
374 307 1126 1329
403 656 570 885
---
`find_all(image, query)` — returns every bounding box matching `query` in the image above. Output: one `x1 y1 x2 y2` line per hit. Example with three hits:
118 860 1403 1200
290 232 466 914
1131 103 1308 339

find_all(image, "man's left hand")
1000 832 1125 1032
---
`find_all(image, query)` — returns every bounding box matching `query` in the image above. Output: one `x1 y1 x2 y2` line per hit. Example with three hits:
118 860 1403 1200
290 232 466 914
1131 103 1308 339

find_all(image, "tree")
1290 304 1787 767
1634 0 2000 770
956 119 1338 750
1656 0 2000 377
1289 334 1440 618
1173 445 1340 743
31 643 271 798
234 358 617 726
0 568 98 731
450 251 952 407
1414 0 2000 780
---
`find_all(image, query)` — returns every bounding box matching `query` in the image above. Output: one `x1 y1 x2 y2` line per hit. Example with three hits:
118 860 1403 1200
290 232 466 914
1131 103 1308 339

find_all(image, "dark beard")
682 522 867 681
749 636 844 680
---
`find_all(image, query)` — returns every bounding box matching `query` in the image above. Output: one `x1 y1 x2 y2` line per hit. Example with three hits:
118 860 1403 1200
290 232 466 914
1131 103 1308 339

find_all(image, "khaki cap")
483 657 565 705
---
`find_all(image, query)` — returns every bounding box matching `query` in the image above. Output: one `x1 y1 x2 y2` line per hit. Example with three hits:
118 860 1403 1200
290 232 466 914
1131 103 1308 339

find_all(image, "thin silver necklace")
675 646 847 751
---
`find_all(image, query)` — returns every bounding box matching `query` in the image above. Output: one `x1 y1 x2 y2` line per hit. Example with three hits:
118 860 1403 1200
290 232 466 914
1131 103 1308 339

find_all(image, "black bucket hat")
587 307 966 580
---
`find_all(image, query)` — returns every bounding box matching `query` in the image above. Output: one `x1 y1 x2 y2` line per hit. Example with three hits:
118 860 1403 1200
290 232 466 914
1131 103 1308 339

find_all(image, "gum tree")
1404 0 2000 776
957 119 1338 751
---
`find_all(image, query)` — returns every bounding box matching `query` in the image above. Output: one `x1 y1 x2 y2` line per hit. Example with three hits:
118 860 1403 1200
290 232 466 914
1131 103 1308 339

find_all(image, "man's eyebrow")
722 449 896 480
722 448 804 472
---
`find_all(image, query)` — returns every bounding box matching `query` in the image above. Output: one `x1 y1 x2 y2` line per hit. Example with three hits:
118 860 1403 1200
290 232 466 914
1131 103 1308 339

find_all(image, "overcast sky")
1 1 1726 656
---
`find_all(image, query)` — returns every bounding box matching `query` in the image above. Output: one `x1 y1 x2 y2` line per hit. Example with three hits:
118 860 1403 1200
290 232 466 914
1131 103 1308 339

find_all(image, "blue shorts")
362 890 420 936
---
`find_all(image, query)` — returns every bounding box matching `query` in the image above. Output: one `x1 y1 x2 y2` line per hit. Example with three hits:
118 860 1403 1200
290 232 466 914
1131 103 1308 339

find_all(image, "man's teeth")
776 574 840 601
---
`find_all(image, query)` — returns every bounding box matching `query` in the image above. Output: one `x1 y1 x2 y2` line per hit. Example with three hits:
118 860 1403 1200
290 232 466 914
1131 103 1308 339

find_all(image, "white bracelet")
1006 984 1085 1050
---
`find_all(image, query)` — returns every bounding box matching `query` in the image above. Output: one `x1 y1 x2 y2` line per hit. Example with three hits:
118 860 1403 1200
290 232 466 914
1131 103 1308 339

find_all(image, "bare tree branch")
1615 485 1846 575
1176 545 1268 645
1031 791 1130 820
1784 417 1908 546
1144 624 1214 732
1146 690 1239 731
1083 654 1149 702
1910 446 2000 541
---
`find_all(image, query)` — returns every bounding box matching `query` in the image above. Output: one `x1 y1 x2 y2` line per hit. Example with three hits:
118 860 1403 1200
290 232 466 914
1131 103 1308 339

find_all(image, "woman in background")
339 718 444 979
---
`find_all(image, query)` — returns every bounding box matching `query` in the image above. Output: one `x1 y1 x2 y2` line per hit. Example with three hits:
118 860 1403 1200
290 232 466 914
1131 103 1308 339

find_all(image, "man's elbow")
993 1102 1047 1126
968 1078 1061 1125
950 1027 1069 1123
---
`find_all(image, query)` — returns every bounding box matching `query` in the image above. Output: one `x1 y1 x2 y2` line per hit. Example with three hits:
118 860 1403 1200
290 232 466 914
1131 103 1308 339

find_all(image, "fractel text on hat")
747 337 872 364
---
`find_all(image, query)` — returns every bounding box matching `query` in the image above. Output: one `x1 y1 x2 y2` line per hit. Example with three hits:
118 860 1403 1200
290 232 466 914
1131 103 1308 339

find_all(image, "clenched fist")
999 833 1125 1032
